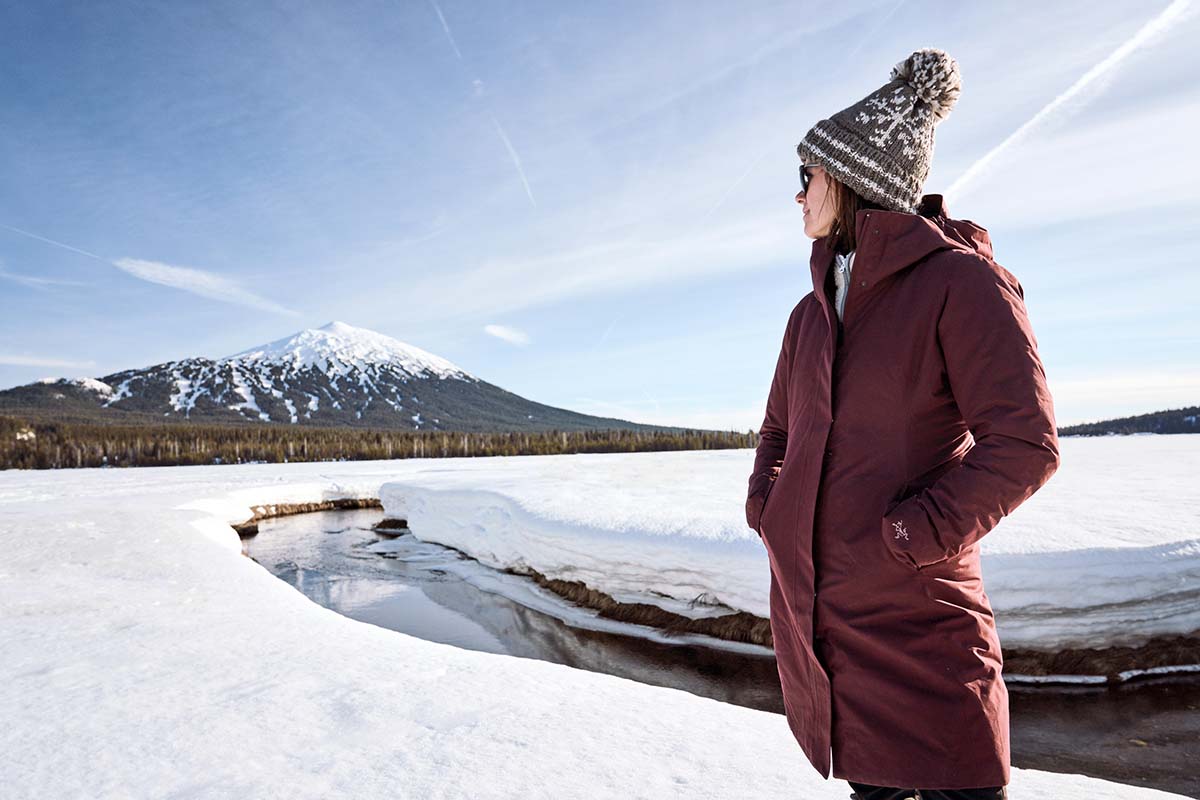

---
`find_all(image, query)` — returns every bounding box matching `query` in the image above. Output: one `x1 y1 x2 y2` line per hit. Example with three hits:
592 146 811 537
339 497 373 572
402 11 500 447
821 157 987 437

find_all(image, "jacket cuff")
881 495 949 569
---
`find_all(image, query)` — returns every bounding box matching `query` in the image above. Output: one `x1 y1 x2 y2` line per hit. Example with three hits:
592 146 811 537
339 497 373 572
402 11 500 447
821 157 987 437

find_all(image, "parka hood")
809 193 993 298
917 194 993 260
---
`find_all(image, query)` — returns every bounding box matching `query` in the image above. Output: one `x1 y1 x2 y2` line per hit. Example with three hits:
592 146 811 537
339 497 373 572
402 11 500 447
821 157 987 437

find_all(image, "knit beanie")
796 48 961 213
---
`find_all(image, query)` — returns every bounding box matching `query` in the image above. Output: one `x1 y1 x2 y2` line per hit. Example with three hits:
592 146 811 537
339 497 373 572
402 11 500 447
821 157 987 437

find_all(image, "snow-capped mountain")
97 320 477 427
227 321 470 385
0 321 657 433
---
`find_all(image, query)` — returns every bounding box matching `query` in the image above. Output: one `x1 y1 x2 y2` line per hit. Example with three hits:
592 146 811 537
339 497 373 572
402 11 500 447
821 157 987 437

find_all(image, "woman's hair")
823 174 887 255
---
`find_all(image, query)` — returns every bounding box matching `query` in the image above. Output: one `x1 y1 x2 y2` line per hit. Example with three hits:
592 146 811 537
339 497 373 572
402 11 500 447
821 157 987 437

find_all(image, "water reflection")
244 508 784 711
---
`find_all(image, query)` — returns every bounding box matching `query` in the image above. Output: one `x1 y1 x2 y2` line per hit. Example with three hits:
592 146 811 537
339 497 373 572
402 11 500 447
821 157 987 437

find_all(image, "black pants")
848 780 1008 800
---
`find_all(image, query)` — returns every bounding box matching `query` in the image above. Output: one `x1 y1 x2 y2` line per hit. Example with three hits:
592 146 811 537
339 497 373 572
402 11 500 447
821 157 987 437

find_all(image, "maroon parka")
745 194 1060 789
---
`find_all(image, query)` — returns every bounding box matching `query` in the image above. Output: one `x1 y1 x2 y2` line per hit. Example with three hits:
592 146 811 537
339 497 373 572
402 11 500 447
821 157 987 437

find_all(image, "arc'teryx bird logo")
892 520 910 541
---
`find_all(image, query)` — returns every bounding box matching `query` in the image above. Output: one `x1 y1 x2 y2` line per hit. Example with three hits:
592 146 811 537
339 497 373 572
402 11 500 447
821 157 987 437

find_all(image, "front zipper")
833 253 848 341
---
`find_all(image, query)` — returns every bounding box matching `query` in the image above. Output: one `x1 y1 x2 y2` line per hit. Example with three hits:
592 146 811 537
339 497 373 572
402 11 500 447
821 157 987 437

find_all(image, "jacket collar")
809 194 993 302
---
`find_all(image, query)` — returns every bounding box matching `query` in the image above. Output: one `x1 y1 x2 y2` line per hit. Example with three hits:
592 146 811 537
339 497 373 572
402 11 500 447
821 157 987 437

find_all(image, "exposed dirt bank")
508 566 773 646
232 497 382 536
1004 634 1200 685
512 565 1200 685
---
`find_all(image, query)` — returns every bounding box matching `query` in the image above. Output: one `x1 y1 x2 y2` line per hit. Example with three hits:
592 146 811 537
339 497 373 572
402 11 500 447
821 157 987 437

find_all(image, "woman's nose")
795 191 805 204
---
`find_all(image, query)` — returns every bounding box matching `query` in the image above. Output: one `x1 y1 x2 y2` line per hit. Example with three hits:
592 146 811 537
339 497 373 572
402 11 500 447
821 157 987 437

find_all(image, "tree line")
1058 406 1199 437
0 415 758 470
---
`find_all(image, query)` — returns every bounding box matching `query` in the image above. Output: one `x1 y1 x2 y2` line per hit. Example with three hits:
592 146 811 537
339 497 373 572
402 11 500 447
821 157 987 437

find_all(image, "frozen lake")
2 440 1196 798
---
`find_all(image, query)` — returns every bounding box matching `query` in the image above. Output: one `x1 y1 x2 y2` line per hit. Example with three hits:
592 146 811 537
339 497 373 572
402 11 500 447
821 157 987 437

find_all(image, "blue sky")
1 0 1197 429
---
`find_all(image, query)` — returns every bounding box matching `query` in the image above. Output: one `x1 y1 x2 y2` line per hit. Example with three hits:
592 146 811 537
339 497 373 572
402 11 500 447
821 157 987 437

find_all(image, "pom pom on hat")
890 47 961 123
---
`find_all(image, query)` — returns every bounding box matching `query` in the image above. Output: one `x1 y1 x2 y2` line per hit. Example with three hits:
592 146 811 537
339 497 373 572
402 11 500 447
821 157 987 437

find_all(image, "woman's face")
796 164 836 239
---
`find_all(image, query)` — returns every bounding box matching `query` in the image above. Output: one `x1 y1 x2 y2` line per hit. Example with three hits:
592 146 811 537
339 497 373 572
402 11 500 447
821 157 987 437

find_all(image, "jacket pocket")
748 477 778 536
760 478 777 530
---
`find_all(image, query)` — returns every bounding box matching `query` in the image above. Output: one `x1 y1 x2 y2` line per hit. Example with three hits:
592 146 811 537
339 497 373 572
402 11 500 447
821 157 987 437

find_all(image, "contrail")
597 314 620 347
946 0 1194 203
491 114 537 207
587 312 623 356
426 1 536 207
428 0 462 60
0 222 107 262
700 150 768 222
0 222 298 315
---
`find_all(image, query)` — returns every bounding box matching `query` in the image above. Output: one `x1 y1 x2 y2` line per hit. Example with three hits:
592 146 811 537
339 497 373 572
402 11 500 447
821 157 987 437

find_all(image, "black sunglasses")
799 163 818 193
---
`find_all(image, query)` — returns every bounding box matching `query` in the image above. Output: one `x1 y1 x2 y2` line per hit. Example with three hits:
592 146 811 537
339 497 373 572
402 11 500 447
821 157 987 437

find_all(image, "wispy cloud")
1 221 298 314
394 229 447 248
483 323 531 345
402 209 796 323
112 258 299 315
947 0 1196 203
393 216 452 247
0 264 88 290
0 354 96 368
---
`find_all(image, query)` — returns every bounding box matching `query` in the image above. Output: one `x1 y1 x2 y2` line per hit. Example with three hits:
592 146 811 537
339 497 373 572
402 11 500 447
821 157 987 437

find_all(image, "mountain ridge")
0 322 678 434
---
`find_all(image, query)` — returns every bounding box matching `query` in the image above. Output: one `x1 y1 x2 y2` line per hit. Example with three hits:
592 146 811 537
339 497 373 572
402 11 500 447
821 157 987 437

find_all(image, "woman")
745 49 1059 800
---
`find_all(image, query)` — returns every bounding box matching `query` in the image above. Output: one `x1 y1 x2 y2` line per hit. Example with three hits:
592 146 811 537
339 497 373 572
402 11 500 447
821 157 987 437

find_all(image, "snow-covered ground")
380 435 1200 651
0 439 1195 798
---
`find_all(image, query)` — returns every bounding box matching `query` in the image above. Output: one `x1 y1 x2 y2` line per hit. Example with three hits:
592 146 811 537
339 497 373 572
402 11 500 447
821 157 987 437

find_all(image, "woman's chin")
803 219 832 239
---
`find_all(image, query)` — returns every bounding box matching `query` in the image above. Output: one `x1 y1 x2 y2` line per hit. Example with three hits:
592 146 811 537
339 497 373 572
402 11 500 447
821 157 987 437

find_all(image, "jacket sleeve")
746 303 797 533
882 259 1060 569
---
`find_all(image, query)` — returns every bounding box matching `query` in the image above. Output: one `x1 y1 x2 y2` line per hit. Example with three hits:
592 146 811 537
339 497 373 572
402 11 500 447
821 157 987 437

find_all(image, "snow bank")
1 456 1187 798
380 436 1200 650
380 452 767 618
